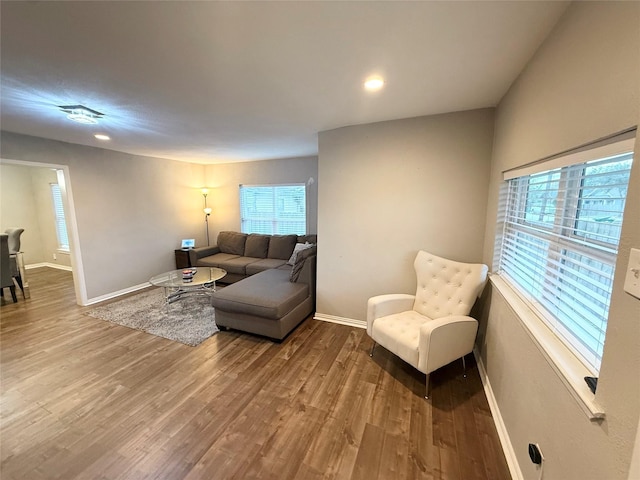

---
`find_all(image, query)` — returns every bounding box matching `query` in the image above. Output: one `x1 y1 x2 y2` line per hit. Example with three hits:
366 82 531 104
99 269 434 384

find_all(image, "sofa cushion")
197 253 240 268
217 231 247 255
290 247 317 282
246 258 288 275
212 268 309 320
267 235 298 260
371 310 425 368
244 234 270 258
213 256 261 275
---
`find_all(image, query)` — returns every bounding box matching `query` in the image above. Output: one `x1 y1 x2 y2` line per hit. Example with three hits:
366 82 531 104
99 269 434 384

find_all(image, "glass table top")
149 267 226 288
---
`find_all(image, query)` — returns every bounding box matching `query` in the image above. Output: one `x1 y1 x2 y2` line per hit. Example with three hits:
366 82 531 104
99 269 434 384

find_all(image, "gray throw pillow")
290 245 317 282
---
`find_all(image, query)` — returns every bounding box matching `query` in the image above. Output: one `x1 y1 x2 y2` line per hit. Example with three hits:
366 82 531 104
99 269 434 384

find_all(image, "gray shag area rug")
86 288 218 346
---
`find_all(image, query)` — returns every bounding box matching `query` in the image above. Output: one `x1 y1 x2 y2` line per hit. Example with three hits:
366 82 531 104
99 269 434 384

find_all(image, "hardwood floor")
1 267 511 480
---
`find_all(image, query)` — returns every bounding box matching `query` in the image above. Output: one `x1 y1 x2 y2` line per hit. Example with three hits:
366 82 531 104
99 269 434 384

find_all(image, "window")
50 183 70 251
239 184 306 235
498 139 634 373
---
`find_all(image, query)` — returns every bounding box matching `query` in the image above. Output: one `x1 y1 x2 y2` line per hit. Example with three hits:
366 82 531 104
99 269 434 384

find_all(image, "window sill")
56 248 70 254
490 274 605 420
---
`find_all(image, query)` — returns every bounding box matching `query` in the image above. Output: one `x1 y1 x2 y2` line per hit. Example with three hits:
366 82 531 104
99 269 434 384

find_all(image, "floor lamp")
202 188 212 246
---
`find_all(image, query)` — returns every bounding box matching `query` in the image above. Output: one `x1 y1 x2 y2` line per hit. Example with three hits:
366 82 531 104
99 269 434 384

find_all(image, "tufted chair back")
412 250 488 320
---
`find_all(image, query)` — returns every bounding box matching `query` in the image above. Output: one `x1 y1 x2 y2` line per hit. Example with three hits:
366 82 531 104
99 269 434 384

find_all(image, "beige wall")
480 2 640 479
1 132 206 302
317 108 494 321
204 156 318 243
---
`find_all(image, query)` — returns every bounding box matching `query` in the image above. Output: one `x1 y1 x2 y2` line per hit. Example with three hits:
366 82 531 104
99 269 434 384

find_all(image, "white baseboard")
84 282 152 306
314 313 366 329
26 262 72 272
473 348 523 480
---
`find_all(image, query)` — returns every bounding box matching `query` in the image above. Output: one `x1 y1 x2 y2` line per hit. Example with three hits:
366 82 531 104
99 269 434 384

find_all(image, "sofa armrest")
418 315 478 374
293 255 316 299
189 245 220 265
366 294 416 336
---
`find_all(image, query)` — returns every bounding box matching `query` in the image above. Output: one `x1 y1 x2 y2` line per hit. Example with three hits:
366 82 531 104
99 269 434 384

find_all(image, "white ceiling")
0 1 569 164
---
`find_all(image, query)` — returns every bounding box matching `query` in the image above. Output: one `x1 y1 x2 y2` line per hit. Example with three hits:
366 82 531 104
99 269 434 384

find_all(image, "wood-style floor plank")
1 267 511 479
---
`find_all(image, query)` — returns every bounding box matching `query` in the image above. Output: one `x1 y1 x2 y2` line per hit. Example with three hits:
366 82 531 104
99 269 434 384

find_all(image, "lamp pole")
202 188 212 246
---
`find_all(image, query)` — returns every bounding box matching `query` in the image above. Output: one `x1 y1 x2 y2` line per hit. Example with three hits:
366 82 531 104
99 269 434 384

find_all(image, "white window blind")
50 183 70 251
498 142 634 373
239 184 306 235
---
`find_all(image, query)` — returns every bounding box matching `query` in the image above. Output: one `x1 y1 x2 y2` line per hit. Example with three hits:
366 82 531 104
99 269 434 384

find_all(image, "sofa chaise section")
211 253 316 340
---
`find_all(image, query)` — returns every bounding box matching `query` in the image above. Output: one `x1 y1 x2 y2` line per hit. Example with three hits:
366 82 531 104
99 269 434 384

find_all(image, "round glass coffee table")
149 267 226 304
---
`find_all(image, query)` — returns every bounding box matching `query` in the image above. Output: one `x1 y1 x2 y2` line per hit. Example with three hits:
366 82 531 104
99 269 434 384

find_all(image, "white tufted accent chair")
367 250 488 398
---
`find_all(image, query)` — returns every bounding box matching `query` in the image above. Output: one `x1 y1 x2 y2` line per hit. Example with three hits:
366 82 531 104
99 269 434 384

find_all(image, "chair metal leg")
369 341 376 357
424 373 431 400
462 355 467 378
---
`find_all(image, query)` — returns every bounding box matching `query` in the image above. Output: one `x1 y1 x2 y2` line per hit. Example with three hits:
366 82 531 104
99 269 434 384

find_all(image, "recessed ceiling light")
364 76 385 91
94 134 110 141
59 104 104 124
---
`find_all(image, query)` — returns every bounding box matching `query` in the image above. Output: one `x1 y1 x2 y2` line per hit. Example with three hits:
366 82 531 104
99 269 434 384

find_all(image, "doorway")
0 159 86 305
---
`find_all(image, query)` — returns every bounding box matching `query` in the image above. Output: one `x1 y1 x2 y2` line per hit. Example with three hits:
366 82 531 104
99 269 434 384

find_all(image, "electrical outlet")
624 248 640 299
53 253 57 260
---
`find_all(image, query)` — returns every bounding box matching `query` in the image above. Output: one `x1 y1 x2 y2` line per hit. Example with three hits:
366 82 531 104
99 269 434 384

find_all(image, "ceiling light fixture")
59 104 104 124
94 134 110 141
364 76 385 91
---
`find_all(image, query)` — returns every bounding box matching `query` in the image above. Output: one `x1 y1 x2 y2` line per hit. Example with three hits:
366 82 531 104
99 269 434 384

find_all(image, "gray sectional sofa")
189 231 317 284
189 231 317 341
